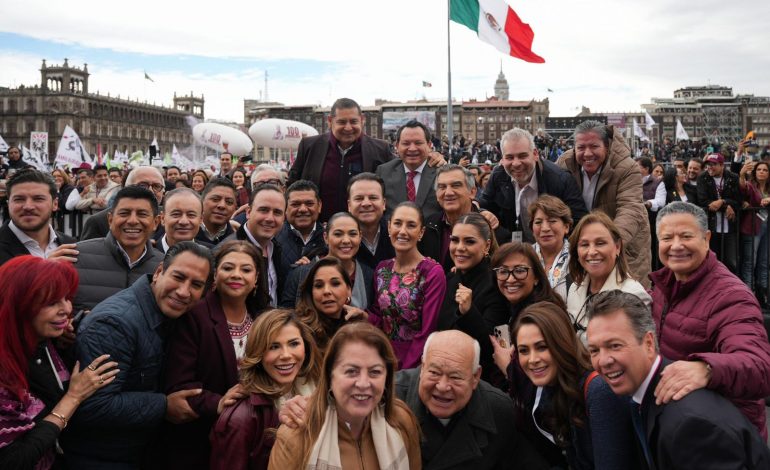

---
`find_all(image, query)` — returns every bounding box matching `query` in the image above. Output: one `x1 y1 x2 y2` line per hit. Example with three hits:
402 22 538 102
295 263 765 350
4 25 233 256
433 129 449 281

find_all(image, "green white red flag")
450 0 544 63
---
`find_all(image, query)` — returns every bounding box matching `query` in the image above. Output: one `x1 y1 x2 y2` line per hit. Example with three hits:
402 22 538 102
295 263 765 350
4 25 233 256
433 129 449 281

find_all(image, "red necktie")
407 170 417 202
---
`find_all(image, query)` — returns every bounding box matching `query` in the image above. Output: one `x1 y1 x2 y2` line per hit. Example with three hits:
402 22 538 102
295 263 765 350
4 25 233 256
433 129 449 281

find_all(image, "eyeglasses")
134 182 165 193
253 179 283 189
493 266 531 281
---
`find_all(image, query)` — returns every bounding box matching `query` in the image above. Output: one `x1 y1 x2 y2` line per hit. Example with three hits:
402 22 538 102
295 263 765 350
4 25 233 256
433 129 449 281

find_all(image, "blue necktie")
630 399 653 467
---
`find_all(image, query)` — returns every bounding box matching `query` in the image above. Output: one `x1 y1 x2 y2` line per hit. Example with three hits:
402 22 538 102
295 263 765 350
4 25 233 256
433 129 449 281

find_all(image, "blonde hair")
239 309 321 398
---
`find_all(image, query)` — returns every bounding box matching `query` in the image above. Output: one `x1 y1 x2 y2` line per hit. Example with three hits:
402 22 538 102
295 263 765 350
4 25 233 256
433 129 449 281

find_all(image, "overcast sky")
1 0 768 123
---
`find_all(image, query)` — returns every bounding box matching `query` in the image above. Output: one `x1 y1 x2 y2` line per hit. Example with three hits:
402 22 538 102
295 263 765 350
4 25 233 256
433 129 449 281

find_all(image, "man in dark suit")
376 120 444 221
347 172 394 271
0 168 76 266
586 290 770 470
480 127 586 243
224 183 285 306
288 98 393 221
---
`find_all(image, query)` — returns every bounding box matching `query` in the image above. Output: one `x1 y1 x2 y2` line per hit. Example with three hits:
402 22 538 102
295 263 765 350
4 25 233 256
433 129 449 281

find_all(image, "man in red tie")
376 120 445 221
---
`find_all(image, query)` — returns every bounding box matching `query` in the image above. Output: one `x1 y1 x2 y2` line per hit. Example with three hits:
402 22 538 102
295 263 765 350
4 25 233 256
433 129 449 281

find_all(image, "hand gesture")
489 335 513 374
66 354 119 402
166 389 202 424
343 305 368 321
725 205 736 221
47 243 79 263
278 395 309 429
217 383 246 414
455 284 473 315
654 360 710 405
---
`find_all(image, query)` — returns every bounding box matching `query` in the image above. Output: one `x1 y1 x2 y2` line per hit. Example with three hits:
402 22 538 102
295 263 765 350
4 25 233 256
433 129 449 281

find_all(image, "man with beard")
480 128 586 243
0 169 76 266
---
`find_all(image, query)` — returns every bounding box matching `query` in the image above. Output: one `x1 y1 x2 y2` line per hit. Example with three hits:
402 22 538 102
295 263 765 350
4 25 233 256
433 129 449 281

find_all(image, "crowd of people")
1 97 770 470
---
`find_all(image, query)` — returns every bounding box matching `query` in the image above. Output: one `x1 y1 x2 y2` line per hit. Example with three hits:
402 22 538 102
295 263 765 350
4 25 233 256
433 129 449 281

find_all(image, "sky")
1 0 768 124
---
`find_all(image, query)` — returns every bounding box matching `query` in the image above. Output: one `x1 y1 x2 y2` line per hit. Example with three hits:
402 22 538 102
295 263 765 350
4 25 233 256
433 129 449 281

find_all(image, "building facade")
0 59 204 161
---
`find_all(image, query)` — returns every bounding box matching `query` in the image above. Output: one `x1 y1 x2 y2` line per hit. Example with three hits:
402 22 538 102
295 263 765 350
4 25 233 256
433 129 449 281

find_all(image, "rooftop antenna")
264 70 269 102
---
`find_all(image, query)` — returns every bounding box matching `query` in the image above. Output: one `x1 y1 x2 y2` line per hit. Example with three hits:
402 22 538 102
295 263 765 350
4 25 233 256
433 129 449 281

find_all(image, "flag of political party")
422 81 433 87
644 111 656 131
55 125 93 167
0 133 8 152
676 119 690 141
450 0 545 63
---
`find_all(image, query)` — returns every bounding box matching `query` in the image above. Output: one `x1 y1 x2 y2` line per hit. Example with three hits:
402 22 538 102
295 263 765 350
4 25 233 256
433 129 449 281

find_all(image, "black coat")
437 258 509 384
638 358 770 469
0 223 76 266
696 169 742 233
395 367 548 470
479 159 587 242
354 218 394 271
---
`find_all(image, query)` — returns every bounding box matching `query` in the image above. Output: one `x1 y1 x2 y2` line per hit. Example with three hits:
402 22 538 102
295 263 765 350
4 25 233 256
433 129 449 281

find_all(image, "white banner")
30 131 49 164
21 145 47 171
676 119 690 141
633 119 649 142
55 125 92 167
644 111 656 131
0 134 9 152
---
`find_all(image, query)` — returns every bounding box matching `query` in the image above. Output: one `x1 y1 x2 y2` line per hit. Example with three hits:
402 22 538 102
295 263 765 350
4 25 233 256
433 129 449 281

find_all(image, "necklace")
228 314 253 350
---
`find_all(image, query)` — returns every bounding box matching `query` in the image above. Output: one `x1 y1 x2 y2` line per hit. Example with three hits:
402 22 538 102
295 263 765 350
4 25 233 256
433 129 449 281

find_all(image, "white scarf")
306 404 409 470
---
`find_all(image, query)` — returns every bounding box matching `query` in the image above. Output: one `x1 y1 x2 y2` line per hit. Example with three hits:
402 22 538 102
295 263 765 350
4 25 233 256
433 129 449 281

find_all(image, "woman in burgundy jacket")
162 241 271 469
209 309 320 469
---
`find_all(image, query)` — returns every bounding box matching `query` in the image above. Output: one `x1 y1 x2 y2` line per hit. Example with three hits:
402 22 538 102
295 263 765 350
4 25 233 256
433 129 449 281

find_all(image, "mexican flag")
450 0 544 63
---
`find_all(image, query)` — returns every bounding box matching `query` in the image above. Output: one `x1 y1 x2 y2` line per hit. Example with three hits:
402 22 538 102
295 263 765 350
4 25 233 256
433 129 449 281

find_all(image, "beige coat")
558 126 651 287
268 404 421 470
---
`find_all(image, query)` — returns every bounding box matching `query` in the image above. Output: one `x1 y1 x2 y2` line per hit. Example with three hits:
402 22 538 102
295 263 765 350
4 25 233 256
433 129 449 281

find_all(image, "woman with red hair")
0 256 118 469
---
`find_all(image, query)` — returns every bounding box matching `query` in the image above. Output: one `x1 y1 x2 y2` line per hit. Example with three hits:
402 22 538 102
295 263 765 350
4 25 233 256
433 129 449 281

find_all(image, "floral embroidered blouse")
533 239 571 302
367 257 447 369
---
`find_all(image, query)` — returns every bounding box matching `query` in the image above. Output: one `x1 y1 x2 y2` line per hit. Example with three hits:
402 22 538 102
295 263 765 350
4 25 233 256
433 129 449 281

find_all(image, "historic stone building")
0 59 204 160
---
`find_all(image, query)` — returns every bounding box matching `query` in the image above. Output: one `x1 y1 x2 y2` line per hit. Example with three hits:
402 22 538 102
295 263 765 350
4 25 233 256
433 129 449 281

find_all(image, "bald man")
395 330 547 470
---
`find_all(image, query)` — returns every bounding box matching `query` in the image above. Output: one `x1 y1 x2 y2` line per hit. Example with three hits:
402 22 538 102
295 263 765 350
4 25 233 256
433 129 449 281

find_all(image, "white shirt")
643 175 667 212
632 355 662 405
243 225 278 306
115 240 148 269
712 176 729 233
403 160 429 196
513 174 539 229
361 226 381 256
161 234 171 253
581 167 602 211
8 221 60 259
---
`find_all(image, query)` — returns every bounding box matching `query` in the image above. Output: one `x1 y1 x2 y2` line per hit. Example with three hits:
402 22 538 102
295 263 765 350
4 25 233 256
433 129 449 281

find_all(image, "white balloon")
193 123 253 155
249 118 319 150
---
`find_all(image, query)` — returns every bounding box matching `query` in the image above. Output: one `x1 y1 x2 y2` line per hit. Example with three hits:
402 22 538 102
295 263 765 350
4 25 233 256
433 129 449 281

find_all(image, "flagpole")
446 0 454 146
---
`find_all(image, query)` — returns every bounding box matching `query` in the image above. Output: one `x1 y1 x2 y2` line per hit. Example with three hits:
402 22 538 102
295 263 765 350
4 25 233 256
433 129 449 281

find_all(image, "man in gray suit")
376 120 445 221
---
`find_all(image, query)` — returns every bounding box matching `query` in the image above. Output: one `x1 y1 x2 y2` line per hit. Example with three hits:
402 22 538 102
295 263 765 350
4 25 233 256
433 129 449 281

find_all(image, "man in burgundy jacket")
649 201 770 440
288 97 392 222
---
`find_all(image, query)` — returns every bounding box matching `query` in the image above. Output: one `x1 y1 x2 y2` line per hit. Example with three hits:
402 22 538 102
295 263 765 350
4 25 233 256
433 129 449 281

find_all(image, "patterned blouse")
367 257 447 369
533 239 570 302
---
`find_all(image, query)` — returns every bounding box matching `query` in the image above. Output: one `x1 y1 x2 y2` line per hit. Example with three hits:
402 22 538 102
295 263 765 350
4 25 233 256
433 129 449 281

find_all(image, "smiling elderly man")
648 201 770 440
396 330 547 470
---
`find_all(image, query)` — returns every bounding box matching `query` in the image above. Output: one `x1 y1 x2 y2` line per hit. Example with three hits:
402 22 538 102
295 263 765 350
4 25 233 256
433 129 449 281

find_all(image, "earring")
327 389 335 404
252 286 258 297
346 296 352 304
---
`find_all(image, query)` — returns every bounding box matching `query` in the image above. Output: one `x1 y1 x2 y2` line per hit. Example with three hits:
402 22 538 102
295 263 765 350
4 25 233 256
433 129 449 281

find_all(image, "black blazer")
638 358 770 469
288 133 392 186
0 223 76 266
696 170 742 233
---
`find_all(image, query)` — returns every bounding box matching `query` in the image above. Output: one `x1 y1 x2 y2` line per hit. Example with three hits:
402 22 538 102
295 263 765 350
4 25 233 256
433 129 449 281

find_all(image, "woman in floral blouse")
367 202 447 369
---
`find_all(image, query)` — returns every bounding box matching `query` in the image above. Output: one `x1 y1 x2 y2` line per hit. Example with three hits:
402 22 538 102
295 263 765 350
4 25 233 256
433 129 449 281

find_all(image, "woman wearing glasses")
566 211 650 343
488 242 565 369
